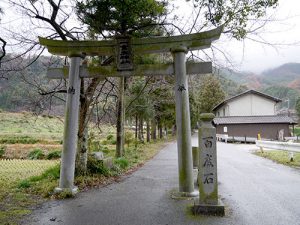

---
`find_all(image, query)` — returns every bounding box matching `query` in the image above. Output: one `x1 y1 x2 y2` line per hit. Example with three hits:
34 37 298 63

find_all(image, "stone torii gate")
39 26 222 196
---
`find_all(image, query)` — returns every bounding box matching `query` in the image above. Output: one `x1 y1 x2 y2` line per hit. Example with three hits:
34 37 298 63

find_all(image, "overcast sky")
225 0 300 73
173 0 300 74
1 0 300 74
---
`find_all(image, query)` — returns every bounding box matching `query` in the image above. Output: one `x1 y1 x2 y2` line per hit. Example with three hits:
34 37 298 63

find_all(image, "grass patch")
0 145 6 158
0 159 59 183
17 165 60 197
254 150 300 167
28 148 45 160
0 160 59 225
114 157 129 169
3 144 62 159
46 150 61 160
0 135 40 144
0 112 63 142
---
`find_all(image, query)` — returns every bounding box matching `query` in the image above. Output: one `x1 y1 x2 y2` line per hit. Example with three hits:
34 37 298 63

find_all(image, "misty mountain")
261 63 300 89
215 68 263 90
217 63 300 109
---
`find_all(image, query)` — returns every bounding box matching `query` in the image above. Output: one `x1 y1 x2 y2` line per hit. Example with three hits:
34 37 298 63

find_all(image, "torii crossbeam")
46 62 212 79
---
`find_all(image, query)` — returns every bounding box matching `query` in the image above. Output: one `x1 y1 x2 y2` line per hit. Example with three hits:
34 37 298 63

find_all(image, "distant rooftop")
213 115 296 125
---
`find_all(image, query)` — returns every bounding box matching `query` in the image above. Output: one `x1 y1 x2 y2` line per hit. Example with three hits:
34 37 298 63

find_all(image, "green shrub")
18 180 31 189
87 156 110 176
18 165 60 189
106 134 116 145
125 132 135 146
110 139 117 145
31 165 60 181
101 146 110 154
28 148 45 160
106 134 114 141
0 136 39 144
0 145 6 158
46 151 61 160
114 157 129 169
101 139 108 145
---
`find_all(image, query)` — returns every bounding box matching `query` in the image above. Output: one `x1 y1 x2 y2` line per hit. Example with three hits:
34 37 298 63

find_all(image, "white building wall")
251 94 275 115
216 104 229 117
228 95 252 116
215 93 277 117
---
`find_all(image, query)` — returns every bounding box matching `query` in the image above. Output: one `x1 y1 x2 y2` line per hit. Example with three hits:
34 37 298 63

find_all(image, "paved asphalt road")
22 135 300 225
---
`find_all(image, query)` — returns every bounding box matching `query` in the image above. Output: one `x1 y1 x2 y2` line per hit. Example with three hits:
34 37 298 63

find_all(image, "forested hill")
0 54 247 113
218 63 300 109
261 63 300 88
1 53 299 112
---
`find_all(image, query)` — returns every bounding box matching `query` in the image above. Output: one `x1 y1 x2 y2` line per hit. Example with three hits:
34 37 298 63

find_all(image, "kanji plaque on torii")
39 25 223 196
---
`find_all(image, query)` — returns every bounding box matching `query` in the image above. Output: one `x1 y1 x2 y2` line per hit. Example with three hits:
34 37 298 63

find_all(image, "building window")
224 126 227 133
217 112 220 117
223 108 225 116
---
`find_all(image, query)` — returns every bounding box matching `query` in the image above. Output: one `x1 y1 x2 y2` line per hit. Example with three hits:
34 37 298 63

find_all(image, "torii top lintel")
39 26 223 57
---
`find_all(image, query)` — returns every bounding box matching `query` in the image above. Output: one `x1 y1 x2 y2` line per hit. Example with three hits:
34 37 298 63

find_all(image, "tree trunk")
76 79 89 175
135 114 138 139
76 124 88 175
146 120 150 142
164 126 168 139
138 117 144 142
116 77 125 158
158 120 163 139
75 61 110 174
172 124 176 136
151 118 157 140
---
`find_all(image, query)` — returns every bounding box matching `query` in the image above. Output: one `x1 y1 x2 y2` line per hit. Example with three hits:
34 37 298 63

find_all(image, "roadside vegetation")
0 111 172 225
254 150 300 168
293 126 300 137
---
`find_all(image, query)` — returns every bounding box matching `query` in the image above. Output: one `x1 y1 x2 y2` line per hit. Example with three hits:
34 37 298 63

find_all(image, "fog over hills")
219 63 300 109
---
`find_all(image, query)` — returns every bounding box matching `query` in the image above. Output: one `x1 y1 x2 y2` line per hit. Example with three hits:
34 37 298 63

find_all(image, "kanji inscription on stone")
198 113 218 205
116 36 133 71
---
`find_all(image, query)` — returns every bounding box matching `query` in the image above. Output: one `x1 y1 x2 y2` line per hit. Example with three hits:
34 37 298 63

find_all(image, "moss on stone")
39 26 223 56
199 113 215 121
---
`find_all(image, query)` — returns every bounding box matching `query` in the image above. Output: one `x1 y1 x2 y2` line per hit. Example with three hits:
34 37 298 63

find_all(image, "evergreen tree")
198 75 225 112
76 0 167 36
190 74 225 127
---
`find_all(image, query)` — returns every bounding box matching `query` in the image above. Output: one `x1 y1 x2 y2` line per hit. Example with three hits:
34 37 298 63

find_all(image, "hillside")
218 63 300 90
2 53 300 112
261 63 300 88
0 54 65 113
215 68 263 89
217 63 300 109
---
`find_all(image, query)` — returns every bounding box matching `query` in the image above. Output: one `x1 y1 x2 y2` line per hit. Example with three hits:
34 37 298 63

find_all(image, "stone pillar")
116 76 125 157
192 146 199 169
55 57 82 194
172 47 196 196
193 113 224 216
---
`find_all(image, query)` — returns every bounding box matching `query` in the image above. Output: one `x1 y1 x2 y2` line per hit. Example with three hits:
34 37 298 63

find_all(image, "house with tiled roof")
212 90 296 141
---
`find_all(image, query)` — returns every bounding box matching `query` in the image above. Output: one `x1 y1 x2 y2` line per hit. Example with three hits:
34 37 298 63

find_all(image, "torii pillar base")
54 187 79 195
192 199 225 216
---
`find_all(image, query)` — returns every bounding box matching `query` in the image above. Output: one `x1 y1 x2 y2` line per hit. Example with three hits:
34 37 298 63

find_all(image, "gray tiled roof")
213 115 297 125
